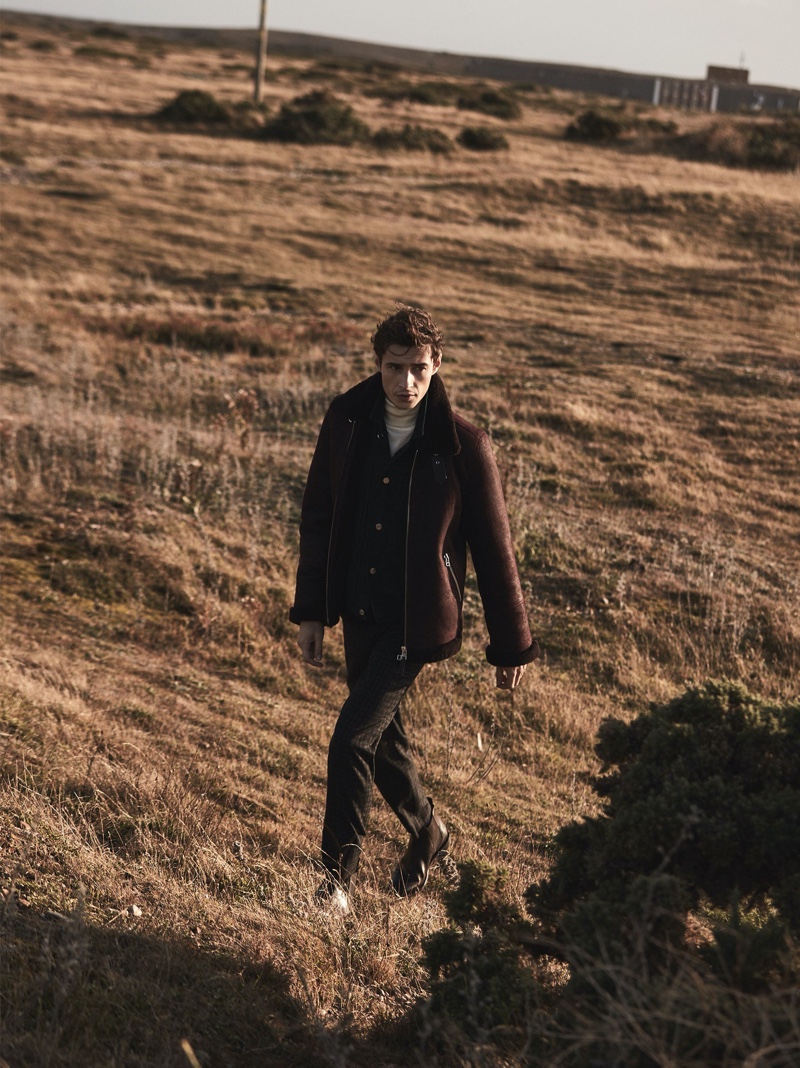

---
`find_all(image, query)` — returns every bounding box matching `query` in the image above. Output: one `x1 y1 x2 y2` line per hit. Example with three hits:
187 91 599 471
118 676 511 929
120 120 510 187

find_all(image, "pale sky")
3 1 799 88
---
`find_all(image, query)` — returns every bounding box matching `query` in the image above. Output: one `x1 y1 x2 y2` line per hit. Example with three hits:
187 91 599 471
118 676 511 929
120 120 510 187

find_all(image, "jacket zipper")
397 449 419 661
325 419 356 626
443 552 462 604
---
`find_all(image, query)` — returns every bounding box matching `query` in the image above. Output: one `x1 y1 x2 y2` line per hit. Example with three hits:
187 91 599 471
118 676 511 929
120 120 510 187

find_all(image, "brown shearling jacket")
290 373 539 667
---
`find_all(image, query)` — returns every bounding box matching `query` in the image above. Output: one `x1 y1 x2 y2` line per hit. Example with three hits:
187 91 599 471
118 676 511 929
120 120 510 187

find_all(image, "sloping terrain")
1 16 799 1067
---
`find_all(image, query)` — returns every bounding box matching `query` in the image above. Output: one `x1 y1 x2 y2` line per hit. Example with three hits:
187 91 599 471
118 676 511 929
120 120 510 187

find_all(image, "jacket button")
382 477 390 484
375 523 382 531
369 567 376 575
358 608 365 616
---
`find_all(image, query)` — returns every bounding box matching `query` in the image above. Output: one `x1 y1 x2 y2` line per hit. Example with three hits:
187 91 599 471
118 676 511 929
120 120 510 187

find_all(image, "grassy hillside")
1 17 799 1067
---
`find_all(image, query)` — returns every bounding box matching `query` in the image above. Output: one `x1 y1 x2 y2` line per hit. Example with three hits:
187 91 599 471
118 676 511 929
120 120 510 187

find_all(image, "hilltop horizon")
3 0 799 90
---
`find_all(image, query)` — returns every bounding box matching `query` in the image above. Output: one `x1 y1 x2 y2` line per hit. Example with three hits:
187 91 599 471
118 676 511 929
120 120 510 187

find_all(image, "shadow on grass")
1 907 330 1068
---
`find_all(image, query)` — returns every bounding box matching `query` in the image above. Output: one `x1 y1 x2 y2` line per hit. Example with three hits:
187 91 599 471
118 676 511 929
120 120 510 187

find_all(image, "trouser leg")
321 624 428 883
374 710 432 836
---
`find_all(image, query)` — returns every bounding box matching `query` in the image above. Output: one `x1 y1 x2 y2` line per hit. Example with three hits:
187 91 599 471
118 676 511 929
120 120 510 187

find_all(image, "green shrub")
262 90 370 145
457 87 521 120
566 108 627 141
681 117 800 170
153 93 266 132
408 80 458 106
417 683 800 1064
421 863 540 1053
641 115 678 135
565 108 694 150
747 119 800 168
156 90 232 125
364 80 407 101
372 123 453 154
457 125 509 151
529 679 798 931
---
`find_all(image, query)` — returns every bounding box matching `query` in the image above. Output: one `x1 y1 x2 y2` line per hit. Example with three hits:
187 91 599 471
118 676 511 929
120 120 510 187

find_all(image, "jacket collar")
332 372 461 456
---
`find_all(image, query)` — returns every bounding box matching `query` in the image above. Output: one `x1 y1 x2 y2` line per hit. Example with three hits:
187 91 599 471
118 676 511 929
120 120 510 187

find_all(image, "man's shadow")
2 904 355 1067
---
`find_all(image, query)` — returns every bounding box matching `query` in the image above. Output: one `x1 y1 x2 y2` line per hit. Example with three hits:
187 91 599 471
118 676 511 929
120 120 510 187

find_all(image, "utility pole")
254 0 269 104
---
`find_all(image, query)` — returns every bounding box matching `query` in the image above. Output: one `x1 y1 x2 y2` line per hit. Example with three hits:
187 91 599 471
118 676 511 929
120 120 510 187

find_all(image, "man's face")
375 344 441 410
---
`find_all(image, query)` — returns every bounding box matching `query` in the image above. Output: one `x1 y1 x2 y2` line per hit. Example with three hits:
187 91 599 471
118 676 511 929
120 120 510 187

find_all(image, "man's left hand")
495 665 526 691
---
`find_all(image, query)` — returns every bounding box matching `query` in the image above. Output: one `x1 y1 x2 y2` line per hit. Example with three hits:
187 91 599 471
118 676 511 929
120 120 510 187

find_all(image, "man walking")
290 305 538 911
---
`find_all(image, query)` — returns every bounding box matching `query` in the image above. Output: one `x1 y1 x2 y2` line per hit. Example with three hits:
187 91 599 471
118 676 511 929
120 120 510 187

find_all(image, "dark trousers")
321 616 432 884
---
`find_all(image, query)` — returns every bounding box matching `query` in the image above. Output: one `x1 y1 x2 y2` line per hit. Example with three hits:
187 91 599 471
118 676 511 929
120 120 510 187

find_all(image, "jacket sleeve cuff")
485 639 540 668
289 606 326 625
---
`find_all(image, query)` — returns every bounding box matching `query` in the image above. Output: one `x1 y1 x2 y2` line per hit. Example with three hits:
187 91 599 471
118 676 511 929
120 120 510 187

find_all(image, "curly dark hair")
371 304 444 363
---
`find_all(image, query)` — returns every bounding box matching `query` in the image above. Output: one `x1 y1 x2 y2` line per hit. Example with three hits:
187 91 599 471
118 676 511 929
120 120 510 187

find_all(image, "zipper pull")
444 553 451 568
397 645 408 661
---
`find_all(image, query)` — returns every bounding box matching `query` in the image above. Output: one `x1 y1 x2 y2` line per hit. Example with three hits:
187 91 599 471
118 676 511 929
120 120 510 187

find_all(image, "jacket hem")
407 636 463 665
485 639 541 667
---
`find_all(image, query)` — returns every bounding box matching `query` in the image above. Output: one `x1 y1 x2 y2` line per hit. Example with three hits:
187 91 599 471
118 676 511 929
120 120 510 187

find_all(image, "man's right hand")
297 621 324 666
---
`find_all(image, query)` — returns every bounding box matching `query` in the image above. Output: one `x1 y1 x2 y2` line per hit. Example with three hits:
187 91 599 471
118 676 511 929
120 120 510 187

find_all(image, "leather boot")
391 801 449 897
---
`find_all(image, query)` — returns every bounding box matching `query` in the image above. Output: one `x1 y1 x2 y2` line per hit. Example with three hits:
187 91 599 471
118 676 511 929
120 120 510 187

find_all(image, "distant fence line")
5 11 799 114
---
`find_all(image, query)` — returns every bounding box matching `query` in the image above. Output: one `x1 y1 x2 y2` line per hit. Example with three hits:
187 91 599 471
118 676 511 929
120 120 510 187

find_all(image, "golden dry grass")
1 17 799 1067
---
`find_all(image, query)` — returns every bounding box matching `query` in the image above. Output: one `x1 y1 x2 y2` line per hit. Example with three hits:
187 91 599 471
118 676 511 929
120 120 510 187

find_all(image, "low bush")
531 680 800 937
262 90 370 145
457 125 509 151
408 81 458 106
640 115 679 135
457 87 521 121
421 863 540 1056
566 108 628 141
372 123 453 154
567 108 798 170
419 682 800 1064
156 89 232 125
680 117 800 170
154 91 268 132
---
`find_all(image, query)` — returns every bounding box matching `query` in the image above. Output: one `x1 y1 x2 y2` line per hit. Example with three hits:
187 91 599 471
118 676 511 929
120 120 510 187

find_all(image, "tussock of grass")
157 88 232 124
155 90 268 132
566 108 800 172
678 117 800 170
457 125 510 151
566 106 678 143
262 89 370 145
457 87 522 121
373 123 453 154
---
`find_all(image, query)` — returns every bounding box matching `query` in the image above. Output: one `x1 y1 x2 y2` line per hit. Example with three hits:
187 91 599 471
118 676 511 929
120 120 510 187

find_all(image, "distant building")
655 64 793 113
707 65 749 85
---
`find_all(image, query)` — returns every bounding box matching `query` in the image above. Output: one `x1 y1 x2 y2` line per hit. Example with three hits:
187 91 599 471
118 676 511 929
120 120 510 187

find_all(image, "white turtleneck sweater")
384 398 418 457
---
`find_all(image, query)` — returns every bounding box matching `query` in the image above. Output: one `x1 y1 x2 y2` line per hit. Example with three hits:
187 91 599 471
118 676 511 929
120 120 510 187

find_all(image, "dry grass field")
1 16 799 1068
